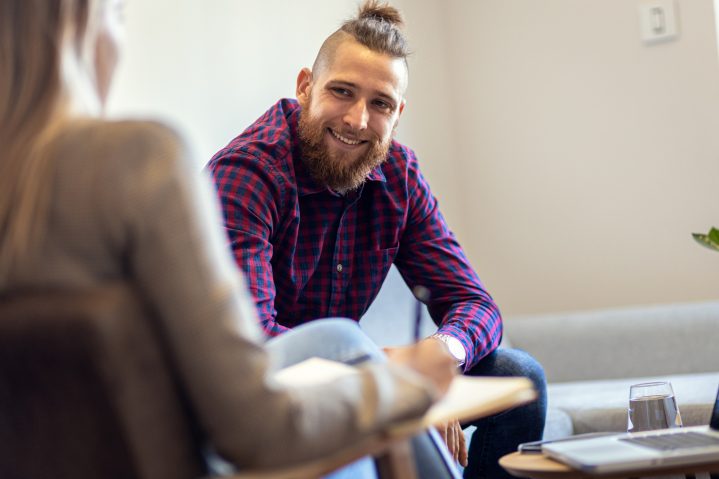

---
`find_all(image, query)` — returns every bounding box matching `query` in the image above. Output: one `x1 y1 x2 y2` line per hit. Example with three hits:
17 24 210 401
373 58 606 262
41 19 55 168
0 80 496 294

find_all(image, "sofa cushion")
546 372 719 439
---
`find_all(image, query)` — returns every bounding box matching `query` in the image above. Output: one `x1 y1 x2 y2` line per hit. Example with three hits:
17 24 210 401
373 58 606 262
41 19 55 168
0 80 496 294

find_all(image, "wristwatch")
430 333 466 367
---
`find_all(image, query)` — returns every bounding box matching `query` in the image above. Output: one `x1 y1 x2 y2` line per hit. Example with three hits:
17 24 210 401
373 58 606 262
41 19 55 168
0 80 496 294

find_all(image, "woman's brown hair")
0 0 98 279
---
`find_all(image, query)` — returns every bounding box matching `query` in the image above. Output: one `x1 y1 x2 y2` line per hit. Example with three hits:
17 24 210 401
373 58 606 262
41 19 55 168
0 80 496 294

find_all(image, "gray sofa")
505 301 719 440
361 267 719 441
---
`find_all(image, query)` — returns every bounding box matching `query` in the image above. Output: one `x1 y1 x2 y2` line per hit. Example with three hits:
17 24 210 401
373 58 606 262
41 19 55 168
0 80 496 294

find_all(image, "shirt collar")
296 162 388 197
366 165 387 183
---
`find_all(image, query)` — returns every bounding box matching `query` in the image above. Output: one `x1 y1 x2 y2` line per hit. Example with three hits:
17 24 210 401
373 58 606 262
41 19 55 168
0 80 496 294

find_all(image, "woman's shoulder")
52 118 196 202
59 118 189 164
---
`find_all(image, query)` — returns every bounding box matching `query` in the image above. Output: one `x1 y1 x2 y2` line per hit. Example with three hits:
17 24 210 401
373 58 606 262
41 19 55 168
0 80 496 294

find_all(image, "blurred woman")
0 0 456 475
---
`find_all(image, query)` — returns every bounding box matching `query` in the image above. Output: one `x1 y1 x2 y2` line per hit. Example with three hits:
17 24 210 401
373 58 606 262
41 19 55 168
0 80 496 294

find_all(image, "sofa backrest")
504 301 719 383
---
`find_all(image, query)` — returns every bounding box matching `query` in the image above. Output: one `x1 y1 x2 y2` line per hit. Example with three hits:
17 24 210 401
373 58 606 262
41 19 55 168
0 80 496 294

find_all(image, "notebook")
542 384 719 474
273 357 537 433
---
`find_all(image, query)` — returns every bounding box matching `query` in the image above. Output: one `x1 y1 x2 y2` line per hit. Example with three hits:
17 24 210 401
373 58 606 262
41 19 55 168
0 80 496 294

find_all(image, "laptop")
542 384 719 474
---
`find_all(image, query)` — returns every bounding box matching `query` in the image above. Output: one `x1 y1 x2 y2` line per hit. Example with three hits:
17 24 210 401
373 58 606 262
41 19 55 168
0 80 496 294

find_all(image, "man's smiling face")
296 38 407 193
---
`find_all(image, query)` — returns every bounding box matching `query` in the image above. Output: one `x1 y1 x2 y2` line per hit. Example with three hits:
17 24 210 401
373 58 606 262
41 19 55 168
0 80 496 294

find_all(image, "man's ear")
296 68 313 106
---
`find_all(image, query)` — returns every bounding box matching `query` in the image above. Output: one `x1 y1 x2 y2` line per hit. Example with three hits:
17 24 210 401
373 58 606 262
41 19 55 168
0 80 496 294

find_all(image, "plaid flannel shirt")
207 99 502 369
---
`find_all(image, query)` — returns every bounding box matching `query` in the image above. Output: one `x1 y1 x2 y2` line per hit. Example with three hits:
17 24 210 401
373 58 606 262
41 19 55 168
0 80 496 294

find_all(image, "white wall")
442 0 719 314
108 1 719 316
391 0 463 233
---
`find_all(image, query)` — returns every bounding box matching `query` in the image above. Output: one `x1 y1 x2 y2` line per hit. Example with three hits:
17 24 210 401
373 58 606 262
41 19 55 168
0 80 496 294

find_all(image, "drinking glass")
627 381 683 433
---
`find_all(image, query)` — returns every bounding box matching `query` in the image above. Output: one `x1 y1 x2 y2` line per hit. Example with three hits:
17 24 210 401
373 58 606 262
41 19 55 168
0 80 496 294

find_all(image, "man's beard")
298 107 392 193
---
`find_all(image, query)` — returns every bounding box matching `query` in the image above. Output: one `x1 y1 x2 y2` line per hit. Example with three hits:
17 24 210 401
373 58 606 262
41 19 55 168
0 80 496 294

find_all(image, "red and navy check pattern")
207 99 502 369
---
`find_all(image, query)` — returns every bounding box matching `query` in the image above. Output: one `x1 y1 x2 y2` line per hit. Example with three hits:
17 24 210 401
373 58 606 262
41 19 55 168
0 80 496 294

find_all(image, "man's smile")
327 128 368 149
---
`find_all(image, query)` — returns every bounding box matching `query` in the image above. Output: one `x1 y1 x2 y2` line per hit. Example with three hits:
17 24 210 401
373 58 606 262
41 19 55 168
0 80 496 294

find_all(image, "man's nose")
343 100 369 131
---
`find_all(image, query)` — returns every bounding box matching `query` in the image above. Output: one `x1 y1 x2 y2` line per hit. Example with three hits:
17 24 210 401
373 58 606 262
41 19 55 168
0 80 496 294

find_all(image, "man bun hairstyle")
311 0 411 75
357 0 403 24
341 0 409 59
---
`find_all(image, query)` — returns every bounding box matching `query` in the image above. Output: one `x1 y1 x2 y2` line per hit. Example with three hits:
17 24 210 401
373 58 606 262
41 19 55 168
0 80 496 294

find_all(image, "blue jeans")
266 320 547 479
462 348 547 479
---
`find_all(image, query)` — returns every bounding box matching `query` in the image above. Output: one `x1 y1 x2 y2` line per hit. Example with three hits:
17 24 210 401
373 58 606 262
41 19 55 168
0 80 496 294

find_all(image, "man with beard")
207 1 546 477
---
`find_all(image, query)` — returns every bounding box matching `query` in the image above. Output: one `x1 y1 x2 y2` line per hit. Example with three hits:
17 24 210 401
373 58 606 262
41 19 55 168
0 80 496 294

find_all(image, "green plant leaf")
709 227 719 244
692 230 719 252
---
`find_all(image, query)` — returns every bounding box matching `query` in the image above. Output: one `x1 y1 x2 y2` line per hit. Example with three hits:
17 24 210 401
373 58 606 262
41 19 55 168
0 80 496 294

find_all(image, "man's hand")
384 338 457 396
436 418 468 467
385 339 467 464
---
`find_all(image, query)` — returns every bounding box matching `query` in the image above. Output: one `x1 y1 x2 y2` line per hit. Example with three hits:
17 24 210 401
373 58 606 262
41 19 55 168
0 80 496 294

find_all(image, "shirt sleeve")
206 146 289 336
393 149 503 371
106 122 436 468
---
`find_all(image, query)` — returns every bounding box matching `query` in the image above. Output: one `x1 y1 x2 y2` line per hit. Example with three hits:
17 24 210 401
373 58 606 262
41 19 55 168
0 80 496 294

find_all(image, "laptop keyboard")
621 431 719 451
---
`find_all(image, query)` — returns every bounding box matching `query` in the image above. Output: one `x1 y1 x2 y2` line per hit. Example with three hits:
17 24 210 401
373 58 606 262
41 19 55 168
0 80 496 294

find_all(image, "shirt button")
336 264 343 273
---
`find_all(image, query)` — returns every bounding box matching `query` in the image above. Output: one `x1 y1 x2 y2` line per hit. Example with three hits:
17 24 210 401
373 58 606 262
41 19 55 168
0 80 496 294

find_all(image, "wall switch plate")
638 0 678 44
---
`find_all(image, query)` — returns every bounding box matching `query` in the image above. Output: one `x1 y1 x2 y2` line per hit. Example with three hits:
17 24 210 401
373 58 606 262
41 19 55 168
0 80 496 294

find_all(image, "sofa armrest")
504 301 719 383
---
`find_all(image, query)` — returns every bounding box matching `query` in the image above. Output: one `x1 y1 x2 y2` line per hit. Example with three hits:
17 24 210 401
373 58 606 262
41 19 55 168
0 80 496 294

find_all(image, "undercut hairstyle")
312 0 411 75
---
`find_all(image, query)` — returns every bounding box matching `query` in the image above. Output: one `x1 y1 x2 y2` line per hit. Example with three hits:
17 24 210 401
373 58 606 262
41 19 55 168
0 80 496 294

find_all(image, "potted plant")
692 227 719 252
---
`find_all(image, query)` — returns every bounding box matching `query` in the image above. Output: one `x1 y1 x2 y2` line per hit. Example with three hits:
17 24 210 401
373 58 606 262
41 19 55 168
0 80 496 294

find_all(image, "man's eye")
332 88 351 96
373 100 392 111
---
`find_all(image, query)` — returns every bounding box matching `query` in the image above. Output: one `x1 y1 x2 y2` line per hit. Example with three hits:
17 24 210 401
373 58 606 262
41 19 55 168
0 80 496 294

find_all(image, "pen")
412 285 430 343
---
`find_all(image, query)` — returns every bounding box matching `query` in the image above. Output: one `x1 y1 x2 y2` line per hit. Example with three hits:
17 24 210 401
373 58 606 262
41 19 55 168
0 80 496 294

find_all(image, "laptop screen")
710 385 719 430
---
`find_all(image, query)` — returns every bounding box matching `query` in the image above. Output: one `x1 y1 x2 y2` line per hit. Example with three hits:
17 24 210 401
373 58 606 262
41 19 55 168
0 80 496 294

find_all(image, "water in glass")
627 381 683 433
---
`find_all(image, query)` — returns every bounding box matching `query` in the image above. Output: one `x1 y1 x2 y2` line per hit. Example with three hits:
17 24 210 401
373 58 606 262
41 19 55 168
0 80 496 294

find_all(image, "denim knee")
500 349 545 389
467 348 547 402
288 317 365 339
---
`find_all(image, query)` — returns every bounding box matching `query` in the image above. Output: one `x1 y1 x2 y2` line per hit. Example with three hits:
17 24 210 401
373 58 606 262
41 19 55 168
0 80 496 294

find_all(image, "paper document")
273 357 536 432
272 357 359 386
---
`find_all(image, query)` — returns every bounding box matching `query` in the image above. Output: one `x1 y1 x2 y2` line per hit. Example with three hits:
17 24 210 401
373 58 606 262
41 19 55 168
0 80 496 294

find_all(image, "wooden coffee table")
499 451 719 479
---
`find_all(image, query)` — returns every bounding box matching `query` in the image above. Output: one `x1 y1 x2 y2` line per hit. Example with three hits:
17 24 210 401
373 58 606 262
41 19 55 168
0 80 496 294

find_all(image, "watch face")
448 342 465 361
450 346 466 365
434 334 465 365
